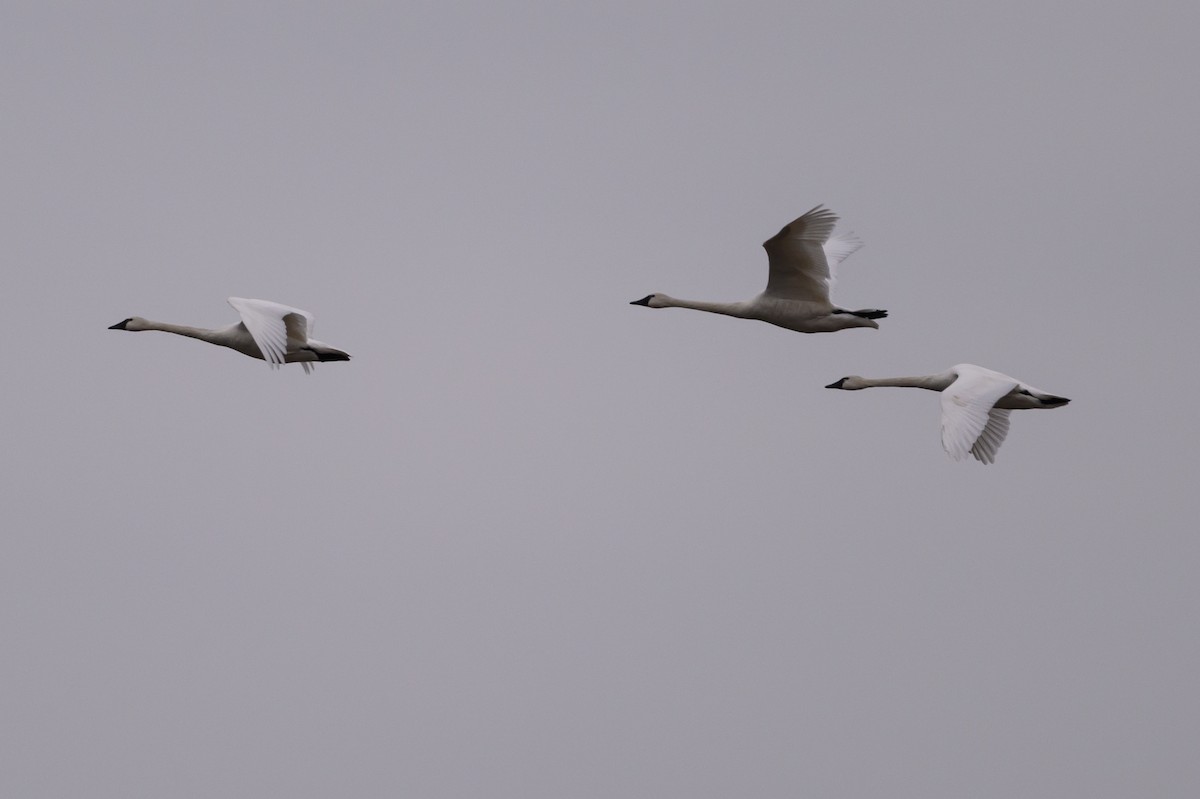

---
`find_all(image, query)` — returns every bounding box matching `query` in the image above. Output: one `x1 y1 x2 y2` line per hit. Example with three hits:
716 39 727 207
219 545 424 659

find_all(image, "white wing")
821 231 864 294
227 297 314 368
940 367 1019 463
969 408 1011 464
761 205 840 303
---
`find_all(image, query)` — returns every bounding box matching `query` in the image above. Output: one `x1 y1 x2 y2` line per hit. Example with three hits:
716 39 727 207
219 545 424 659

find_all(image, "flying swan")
630 205 886 333
108 297 351 373
825 364 1069 463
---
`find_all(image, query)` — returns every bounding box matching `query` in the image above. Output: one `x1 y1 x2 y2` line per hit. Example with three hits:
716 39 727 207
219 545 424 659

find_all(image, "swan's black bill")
630 295 653 306
825 378 847 389
108 318 131 330
1041 395 1070 407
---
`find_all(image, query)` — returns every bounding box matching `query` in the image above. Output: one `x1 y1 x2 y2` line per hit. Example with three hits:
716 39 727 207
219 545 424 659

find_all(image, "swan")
630 205 886 333
825 364 1069 463
108 297 351 373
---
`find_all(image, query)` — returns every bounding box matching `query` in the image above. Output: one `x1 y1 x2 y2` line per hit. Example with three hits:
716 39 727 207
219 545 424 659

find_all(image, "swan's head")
825 376 867 390
108 317 147 331
630 294 670 309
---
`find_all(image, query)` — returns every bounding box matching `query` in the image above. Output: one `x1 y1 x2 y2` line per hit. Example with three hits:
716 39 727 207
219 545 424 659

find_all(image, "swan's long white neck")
844 373 955 391
659 296 752 318
135 320 226 345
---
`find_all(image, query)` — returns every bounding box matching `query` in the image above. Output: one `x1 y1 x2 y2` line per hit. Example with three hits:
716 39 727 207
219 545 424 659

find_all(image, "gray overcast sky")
3 2 1198 797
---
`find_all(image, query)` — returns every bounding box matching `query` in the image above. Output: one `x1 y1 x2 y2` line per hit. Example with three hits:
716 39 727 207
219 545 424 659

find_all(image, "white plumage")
630 205 886 334
109 297 351 373
826 364 1069 463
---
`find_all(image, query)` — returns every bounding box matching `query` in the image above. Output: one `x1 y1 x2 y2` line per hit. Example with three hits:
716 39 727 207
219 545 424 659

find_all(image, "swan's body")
631 205 886 333
825 364 1069 463
108 297 350 373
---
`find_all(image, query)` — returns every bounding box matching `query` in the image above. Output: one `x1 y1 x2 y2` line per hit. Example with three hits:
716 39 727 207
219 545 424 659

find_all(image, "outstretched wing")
227 297 314 368
940 368 1019 463
761 205 840 303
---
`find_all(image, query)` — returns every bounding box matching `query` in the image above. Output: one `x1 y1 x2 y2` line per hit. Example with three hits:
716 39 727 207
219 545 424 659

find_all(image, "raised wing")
940 368 1019 463
227 297 314 368
761 205 840 303
822 231 864 294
